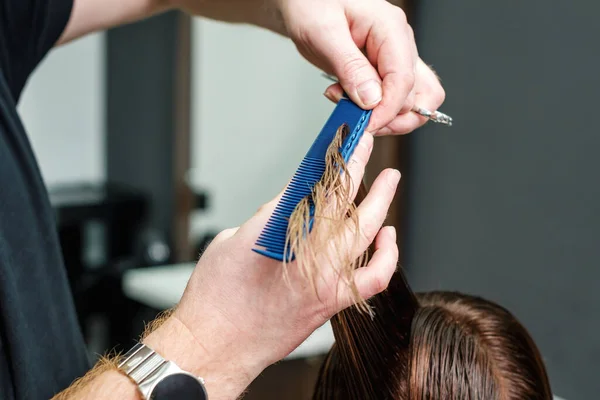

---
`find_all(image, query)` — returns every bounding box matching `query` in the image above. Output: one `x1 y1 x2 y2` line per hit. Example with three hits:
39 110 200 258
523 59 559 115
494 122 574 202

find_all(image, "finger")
376 109 424 136
345 132 374 200
324 83 344 104
399 87 417 114
308 17 383 109
345 168 400 257
211 227 240 244
366 7 416 132
337 226 398 306
376 59 446 136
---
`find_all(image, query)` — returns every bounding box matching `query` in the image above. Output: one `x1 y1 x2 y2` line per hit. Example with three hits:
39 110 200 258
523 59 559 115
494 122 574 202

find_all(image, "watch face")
150 373 208 400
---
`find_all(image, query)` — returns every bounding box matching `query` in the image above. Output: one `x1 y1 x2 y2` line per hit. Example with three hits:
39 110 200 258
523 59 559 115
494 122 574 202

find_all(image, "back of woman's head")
312 280 552 400
408 291 552 400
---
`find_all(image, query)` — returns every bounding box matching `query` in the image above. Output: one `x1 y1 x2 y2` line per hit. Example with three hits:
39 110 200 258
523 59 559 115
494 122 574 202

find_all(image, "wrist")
142 314 266 399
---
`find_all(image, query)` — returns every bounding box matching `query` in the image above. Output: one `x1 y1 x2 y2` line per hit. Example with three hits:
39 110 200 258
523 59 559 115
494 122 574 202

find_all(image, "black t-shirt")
0 1 91 399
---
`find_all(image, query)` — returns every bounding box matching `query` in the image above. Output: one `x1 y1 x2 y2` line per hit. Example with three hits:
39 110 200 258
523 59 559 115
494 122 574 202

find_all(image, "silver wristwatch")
118 343 208 400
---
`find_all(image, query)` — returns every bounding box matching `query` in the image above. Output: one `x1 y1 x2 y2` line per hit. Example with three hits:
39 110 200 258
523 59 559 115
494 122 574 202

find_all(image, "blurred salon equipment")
50 183 153 353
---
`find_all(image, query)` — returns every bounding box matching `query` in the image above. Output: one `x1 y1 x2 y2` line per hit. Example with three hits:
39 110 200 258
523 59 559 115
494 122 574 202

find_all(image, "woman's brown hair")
312 278 553 399
286 125 552 399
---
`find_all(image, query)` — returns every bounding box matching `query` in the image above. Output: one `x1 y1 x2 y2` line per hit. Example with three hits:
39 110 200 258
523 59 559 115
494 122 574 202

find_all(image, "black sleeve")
0 0 74 99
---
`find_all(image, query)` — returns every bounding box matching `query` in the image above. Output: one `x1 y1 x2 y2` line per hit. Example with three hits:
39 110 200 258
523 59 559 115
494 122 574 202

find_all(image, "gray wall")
19 33 105 186
405 2 599 399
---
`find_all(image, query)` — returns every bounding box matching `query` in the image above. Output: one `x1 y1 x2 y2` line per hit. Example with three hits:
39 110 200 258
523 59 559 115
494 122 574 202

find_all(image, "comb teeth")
253 156 325 260
252 97 372 262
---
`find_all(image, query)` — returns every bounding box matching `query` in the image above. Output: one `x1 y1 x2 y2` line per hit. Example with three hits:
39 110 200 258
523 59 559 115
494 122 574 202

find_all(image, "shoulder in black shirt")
0 1 91 399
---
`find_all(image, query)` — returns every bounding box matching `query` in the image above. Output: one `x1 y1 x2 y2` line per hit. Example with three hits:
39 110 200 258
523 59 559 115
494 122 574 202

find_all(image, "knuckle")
373 275 387 294
392 6 408 25
341 56 370 82
256 202 271 214
434 86 447 106
356 142 372 165
357 151 370 168
214 230 228 241
390 70 416 94
406 24 415 41
293 19 335 47
348 159 366 181
291 29 315 52
392 243 400 262
403 92 416 110
214 227 236 242
294 24 310 43
358 219 377 245
403 71 416 90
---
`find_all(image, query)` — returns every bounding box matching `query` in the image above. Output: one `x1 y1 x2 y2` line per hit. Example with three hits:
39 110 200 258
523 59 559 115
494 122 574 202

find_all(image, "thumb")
312 26 382 109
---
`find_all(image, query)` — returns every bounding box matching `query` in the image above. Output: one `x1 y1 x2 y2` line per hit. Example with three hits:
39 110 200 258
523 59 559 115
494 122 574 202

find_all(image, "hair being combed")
284 124 368 310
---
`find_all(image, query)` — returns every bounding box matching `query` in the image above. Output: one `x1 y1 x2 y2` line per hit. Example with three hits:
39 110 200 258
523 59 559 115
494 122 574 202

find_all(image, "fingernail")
323 89 336 103
388 169 401 187
389 226 397 241
357 80 382 106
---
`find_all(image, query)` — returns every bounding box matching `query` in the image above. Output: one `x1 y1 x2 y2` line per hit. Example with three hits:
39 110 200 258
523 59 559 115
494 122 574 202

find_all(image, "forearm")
51 356 141 399
52 315 261 400
175 0 286 35
59 0 286 46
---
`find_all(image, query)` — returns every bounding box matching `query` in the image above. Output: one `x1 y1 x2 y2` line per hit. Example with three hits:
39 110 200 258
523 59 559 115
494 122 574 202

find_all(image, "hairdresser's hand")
172 0 444 134
272 0 445 135
153 134 398 398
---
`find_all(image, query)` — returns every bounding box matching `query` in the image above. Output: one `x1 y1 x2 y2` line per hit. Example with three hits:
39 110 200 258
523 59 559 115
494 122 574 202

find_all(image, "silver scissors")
322 73 453 127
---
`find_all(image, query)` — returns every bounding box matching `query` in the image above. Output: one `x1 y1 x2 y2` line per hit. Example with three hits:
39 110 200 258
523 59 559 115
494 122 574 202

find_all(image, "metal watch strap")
118 343 208 400
118 343 167 385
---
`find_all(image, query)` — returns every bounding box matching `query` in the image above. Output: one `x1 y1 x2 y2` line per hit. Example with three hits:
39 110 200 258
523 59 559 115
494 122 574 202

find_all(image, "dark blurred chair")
49 182 156 354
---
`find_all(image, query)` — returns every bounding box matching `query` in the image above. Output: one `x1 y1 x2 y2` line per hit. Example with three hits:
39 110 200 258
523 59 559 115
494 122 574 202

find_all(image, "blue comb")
252 97 372 261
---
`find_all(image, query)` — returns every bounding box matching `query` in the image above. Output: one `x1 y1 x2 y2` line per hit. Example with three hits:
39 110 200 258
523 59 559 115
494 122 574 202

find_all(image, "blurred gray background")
406 2 600 399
